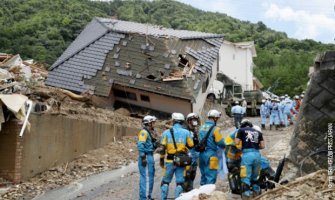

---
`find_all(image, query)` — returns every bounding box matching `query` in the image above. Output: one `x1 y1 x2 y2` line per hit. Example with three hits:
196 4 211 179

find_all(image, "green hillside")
0 0 334 95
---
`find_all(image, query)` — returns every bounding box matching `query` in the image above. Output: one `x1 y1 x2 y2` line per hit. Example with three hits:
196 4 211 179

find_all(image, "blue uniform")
260 103 268 126
198 121 225 185
137 128 155 200
283 100 297 127
278 101 285 125
269 102 280 125
231 105 244 129
236 127 264 197
265 100 271 116
224 130 242 169
160 123 194 199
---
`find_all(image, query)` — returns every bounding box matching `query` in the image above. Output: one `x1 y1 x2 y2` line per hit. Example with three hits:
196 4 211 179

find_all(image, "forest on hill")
0 0 334 95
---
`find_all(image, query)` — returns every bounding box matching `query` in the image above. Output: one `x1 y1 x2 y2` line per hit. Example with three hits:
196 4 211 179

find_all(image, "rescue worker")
283 99 297 127
300 94 304 104
225 129 242 171
269 98 280 130
137 115 157 200
260 99 268 129
235 119 265 199
278 96 285 127
293 95 301 112
231 101 244 129
160 113 194 199
184 113 201 192
198 110 225 185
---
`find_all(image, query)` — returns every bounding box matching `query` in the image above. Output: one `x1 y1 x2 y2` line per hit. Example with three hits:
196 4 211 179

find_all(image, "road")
33 117 292 200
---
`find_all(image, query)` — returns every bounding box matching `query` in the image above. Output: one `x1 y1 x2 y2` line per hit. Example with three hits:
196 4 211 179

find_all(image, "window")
113 89 137 101
202 76 209 93
140 95 150 102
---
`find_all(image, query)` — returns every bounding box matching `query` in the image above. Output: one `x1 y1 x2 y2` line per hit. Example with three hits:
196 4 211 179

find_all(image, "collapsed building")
46 18 224 116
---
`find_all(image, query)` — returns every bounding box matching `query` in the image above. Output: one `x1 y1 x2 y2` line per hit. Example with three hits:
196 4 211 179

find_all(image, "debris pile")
192 170 334 200
0 137 138 200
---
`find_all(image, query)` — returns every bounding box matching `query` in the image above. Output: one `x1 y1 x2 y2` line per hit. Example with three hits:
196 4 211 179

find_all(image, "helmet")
253 125 262 133
171 112 185 121
207 109 221 118
300 94 304 98
186 113 199 121
143 115 156 125
261 99 266 103
294 95 300 99
285 94 288 97
280 96 285 99
240 119 253 128
302 91 305 95
235 101 239 105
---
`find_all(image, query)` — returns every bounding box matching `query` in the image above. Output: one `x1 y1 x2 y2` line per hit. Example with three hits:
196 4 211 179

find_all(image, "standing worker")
241 98 247 116
137 115 157 200
160 113 194 199
184 113 201 192
235 119 265 199
231 101 244 129
260 99 268 129
197 110 225 185
269 98 280 130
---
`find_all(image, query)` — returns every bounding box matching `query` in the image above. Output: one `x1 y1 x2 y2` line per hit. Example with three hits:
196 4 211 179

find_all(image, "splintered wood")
254 170 335 200
163 68 184 81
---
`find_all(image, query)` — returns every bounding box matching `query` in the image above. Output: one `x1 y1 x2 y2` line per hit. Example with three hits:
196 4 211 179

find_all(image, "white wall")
192 60 218 114
219 43 254 91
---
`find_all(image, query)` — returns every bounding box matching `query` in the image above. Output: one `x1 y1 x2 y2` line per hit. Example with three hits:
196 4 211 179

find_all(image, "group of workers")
260 93 304 130
137 109 265 200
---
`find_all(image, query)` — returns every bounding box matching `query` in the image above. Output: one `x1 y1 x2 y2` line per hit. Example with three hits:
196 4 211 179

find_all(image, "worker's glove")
141 155 147 167
160 157 165 168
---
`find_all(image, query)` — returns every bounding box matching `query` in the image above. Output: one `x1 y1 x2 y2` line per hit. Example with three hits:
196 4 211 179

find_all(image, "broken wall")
0 113 140 182
289 51 335 174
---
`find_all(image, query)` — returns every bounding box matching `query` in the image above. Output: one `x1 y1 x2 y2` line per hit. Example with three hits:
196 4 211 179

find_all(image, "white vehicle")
207 80 225 101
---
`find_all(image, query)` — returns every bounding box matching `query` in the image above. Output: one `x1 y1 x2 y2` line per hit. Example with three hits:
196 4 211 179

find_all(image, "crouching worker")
160 113 194 199
197 110 225 185
137 115 158 200
235 119 265 199
184 113 201 192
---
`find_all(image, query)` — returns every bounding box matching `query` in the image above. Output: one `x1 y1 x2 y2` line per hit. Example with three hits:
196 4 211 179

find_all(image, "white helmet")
172 113 185 121
300 94 304 98
261 99 266 103
143 115 156 125
208 109 221 118
253 125 262 133
235 101 239 104
186 113 199 121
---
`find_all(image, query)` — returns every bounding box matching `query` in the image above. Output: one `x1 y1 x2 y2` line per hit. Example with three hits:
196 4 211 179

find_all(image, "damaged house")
46 18 223 115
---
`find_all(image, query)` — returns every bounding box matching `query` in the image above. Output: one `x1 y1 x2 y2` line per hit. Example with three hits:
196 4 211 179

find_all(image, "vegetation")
0 0 334 95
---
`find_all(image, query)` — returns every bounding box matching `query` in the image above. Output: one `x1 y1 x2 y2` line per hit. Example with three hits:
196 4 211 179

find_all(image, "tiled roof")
96 18 224 40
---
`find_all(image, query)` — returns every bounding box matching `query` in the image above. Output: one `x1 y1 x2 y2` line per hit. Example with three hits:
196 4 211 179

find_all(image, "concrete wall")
113 85 192 116
219 42 254 91
0 113 140 182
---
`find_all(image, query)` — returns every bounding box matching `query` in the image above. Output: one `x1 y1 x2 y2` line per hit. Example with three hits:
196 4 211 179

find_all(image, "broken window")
140 95 150 102
178 54 188 67
113 89 137 101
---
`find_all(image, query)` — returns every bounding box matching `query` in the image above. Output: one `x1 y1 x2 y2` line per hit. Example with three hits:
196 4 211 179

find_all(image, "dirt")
0 137 138 200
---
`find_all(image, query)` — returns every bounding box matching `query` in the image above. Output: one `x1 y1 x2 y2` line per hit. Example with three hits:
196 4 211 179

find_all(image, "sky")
177 0 335 44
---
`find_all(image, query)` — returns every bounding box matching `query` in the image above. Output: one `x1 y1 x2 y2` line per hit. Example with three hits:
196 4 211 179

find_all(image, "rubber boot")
269 125 272 130
174 184 183 198
252 184 261 197
261 124 265 129
160 184 169 200
275 125 279 130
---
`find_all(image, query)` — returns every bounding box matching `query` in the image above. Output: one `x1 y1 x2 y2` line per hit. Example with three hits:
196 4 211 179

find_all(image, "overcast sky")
177 0 335 44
